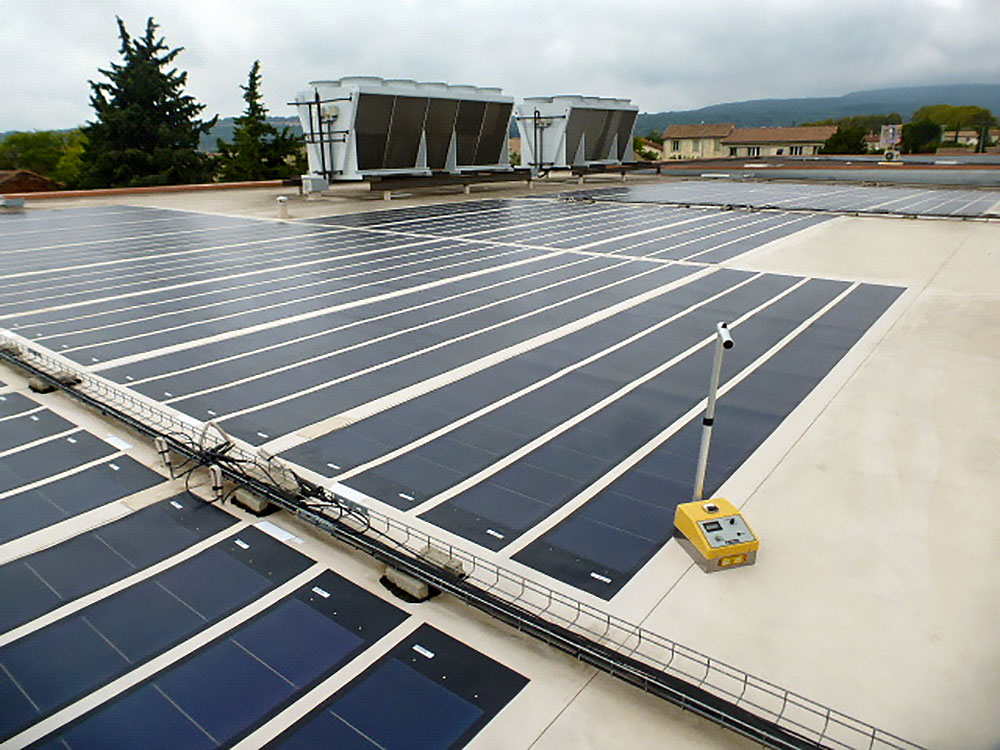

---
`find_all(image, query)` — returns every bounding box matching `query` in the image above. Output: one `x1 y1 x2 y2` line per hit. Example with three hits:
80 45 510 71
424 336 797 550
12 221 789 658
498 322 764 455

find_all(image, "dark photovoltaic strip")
267 624 527 750
557 181 1000 218
0 409 76 453
312 270 797 507
0 452 162 546
0 433 117 494
38 571 408 750
207 263 695 444
0 393 41 419
514 283 905 597
0 527 311 742
305 198 833 263
418 278 851 546
279 267 763 478
0 494 235 634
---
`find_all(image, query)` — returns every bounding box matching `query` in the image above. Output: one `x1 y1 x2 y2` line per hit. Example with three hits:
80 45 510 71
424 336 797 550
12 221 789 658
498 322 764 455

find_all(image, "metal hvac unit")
294 76 514 184
516 95 639 172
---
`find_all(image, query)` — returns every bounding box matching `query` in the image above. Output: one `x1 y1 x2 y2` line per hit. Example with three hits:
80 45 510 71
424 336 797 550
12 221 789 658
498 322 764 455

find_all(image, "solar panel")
1 194 912 746
39 571 407 749
557 180 1000 218
267 625 526 749
0 494 235 633
2 201 901 589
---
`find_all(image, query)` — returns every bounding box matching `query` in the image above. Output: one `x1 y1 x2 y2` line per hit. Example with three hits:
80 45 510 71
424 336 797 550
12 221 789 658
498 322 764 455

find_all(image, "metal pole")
692 322 734 501
313 89 327 179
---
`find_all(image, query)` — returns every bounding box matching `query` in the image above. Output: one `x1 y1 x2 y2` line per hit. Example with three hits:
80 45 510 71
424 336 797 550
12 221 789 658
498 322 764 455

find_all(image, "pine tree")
79 17 216 188
216 61 303 182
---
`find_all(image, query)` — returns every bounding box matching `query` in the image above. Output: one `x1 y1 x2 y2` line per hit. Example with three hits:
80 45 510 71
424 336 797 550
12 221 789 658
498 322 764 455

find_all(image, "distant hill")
635 83 1000 135
201 116 301 152
9 84 999 152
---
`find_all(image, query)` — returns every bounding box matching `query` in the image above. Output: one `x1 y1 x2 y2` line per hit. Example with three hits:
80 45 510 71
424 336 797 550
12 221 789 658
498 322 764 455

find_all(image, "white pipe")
692 322 734 501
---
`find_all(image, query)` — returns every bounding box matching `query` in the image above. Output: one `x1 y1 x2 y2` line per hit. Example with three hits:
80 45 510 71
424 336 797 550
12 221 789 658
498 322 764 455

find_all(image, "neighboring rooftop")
662 123 736 139
723 125 838 144
0 169 60 193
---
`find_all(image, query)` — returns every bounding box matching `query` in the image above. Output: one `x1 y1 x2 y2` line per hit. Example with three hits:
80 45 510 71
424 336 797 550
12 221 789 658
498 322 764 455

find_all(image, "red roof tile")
722 126 838 144
662 123 735 139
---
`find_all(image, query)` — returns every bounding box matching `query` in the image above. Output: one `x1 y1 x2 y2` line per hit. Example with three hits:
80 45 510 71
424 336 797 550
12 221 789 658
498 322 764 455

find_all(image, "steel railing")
0 330 925 750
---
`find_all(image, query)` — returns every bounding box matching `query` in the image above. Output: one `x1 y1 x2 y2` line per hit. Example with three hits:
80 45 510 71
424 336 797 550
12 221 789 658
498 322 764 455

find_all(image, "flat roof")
1 175 998 749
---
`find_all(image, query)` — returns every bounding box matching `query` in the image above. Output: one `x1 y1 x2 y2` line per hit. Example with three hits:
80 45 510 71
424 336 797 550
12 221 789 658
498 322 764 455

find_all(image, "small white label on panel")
67 437 78 444
163 391 172 398
234 539 250 549
412 644 435 659
108 463 120 471
398 493 414 502
170 500 184 509
30 415 39 421
590 572 612 584
125 375 134 381
485 529 504 539
207 410 217 416
312 586 331 598
257 432 269 439
326 462 340 470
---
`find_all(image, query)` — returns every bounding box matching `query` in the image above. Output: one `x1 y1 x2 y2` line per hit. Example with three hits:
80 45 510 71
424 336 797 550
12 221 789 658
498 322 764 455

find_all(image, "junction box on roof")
673 498 758 573
294 76 514 186
516 95 638 173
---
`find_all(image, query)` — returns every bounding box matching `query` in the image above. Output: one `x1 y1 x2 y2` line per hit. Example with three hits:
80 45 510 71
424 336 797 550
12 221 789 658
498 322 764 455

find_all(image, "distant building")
509 137 521 162
0 170 60 193
879 124 903 151
942 129 981 146
661 123 735 159
634 137 665 160
722 126 837 157
864 132 881 152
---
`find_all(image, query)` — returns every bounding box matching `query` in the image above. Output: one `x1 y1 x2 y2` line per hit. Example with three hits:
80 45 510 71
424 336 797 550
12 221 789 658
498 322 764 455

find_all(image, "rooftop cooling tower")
295 77 514 183
516 96 639 172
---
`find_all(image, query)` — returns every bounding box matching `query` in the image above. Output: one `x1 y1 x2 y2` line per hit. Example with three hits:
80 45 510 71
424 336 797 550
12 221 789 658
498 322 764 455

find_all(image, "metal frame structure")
293 77 514 185
516 95 639 174
0 330 925 750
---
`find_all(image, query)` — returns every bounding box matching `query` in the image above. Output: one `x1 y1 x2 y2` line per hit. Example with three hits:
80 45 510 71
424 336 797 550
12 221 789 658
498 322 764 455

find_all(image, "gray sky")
3 0 998 131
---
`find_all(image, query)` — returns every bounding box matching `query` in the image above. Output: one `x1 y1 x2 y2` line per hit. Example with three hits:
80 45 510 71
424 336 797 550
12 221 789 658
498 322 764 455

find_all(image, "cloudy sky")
3 0 998 131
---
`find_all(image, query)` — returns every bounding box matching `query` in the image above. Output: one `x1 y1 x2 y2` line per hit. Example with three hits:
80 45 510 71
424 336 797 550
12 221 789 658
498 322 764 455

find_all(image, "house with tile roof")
722 125 838 157
661 123 734 159
0 169 60 193
942 129 983 147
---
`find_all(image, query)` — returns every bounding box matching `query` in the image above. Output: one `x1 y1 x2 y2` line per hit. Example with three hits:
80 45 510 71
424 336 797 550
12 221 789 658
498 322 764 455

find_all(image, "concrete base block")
28 376 56 393
383 565 432 602
233 488 270 515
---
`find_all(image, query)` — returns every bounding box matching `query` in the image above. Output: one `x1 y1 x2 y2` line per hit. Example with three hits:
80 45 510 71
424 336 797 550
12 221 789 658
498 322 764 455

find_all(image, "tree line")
0 17 303 189
809 105 996 155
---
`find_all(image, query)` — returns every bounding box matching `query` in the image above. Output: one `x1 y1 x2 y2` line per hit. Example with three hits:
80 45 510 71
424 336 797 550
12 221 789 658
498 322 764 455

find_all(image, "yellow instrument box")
673 498 758 573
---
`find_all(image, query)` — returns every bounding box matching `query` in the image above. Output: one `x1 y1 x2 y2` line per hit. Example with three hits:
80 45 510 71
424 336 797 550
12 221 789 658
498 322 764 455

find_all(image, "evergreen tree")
79 17 216 188
820 126 867 155
216 61 303 182
900 120 942 154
